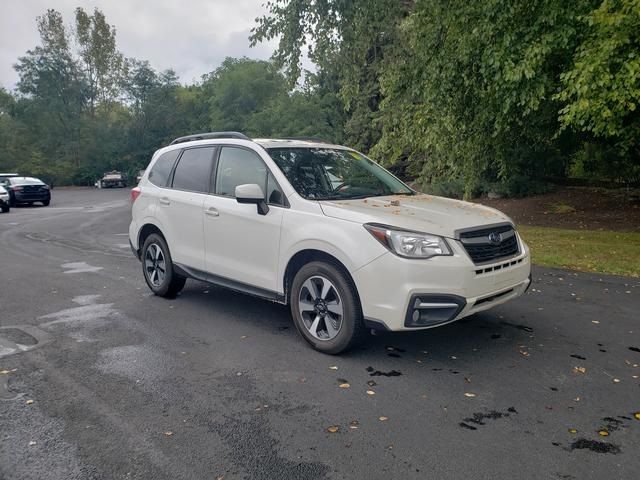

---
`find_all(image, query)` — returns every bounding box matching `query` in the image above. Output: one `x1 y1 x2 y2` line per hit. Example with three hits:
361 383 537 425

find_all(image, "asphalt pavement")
1 188 639 480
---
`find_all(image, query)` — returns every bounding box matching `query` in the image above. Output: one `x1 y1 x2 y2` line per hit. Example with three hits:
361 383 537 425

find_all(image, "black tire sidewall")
290 261 362 354
142 233 178 297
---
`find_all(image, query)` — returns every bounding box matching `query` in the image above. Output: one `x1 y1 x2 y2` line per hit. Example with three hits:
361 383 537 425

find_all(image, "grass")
518 225 640 277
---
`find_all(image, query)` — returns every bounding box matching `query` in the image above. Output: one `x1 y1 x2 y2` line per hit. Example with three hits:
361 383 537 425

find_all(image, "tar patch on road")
569 439 621 454
459 407 518 430
366 366 402 377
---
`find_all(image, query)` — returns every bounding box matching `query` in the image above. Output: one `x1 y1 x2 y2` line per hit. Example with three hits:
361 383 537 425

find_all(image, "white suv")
129 132 531 354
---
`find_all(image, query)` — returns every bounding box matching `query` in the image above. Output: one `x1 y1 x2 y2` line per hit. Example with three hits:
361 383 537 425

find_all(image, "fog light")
412 310 420 322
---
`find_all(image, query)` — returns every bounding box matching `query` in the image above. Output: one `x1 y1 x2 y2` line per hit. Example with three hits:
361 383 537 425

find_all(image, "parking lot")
0 188 639 479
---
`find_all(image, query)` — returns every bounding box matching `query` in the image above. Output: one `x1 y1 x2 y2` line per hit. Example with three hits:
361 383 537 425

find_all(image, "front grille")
459 224 519 264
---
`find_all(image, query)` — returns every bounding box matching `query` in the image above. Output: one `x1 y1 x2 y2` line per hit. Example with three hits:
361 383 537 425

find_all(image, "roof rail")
169 131 251 145
280 136 331 144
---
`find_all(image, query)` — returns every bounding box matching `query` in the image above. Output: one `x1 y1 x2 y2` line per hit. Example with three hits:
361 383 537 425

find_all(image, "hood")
319 194 512 238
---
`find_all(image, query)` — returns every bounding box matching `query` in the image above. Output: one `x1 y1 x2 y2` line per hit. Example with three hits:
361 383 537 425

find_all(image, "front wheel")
42 199 50 206
290 261 366 354
141 233 186 297
1 205 9 213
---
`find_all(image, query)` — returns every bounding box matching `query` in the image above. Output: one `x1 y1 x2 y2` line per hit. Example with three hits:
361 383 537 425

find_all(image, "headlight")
364 224 452 259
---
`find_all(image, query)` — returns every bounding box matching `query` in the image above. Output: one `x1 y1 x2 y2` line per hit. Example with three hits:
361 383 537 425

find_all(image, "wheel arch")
283 249 362 311
138 223 166 254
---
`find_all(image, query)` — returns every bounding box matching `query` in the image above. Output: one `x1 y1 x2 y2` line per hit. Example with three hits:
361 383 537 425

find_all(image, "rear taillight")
131 187 141 203
12 186 23 191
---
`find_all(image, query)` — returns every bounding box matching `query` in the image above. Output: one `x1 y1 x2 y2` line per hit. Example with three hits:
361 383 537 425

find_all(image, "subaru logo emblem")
488 232 502 244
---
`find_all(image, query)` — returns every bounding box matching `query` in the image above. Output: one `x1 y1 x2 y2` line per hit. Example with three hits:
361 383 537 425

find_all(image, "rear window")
148 150 180 187
10 177 44 185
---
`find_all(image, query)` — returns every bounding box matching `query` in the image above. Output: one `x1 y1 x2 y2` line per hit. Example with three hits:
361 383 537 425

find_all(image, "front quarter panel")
278 202 387 293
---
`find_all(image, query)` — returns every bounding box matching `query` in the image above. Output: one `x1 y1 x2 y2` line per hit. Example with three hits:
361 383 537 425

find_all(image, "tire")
1 205 8 213
290 261 366 354
141 233 186 298
42 199 50 206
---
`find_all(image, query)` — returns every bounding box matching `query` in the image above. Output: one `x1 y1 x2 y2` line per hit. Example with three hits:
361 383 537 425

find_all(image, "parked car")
0 185 10 213
97 171 126 188
0 173 19 184
129 132 531 354
3 176 51 207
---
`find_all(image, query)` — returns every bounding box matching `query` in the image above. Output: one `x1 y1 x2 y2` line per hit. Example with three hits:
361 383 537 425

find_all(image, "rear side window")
172 147 215 193
148 150 180 187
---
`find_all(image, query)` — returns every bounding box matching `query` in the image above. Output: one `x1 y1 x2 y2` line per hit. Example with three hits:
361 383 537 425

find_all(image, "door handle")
205 207 219 217
159 197 170 206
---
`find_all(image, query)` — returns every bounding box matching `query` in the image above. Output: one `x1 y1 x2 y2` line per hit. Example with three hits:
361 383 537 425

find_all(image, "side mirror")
235 183 269 215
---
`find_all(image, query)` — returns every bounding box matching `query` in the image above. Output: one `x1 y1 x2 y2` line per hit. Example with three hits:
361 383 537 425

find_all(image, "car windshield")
267 148 413 200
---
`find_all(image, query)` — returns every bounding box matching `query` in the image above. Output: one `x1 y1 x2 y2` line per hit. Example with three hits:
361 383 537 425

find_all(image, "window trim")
211 144 289 208
168 145 218 194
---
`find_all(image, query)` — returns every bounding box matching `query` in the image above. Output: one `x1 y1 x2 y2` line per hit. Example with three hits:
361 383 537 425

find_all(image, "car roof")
253 138 350 150
0 173 19 176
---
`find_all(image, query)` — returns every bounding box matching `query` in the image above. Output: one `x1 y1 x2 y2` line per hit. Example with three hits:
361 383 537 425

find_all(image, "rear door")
203 146 286 293
160 146 216 270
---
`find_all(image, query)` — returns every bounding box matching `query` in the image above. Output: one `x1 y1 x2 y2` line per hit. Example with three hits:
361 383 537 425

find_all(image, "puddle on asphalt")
61 261 103 274
0 325 51 358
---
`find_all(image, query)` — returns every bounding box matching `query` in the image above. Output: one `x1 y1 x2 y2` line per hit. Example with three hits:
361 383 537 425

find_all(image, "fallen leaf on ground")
0 370 10 375
26 400 34 405
339 383 350 389
633 412 640 420
598 430 609 437
326 425 339 433
613 378 620 383
367 380 376 387
329 366 338 370
592 320 600 324
240 335 247 339
464 392 476 398
164 431 173 436
349 420 359 429
519 350 530 357
572 366 587 374
379 416 388 421
28 441 36 446
568 428 578 434
366 390 376 395
464 377 471 383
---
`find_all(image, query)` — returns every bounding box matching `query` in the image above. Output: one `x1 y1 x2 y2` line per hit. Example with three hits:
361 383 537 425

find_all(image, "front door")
203 146 285 293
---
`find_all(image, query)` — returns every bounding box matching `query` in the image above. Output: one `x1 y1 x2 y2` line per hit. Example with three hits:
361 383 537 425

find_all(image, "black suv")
2 177 51 207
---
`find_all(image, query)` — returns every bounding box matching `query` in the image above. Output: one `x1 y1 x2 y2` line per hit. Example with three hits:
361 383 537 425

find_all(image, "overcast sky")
0 0 280 89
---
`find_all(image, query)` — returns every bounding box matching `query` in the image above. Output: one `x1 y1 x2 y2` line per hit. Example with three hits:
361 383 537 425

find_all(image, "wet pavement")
0 188 639 479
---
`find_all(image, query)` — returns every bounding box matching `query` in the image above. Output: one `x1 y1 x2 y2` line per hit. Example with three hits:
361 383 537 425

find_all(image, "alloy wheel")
298 275 344 340
144 243 166 287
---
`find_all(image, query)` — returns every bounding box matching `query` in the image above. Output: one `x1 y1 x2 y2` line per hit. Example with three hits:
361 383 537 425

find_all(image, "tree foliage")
1 4 638 193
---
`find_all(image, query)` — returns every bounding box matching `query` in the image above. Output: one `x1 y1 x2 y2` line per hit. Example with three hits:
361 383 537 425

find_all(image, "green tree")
556 0 640 182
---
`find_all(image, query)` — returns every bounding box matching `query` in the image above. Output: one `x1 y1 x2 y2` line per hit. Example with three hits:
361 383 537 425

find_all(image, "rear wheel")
42 199 50 206
141 233 186 297
290 261 365 354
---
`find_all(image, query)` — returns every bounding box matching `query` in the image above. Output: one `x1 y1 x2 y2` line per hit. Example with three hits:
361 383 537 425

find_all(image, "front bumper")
353 234 531 331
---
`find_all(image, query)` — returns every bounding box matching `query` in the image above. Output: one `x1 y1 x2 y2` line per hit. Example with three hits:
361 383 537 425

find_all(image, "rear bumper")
14 192 50 203
353 234 531 331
